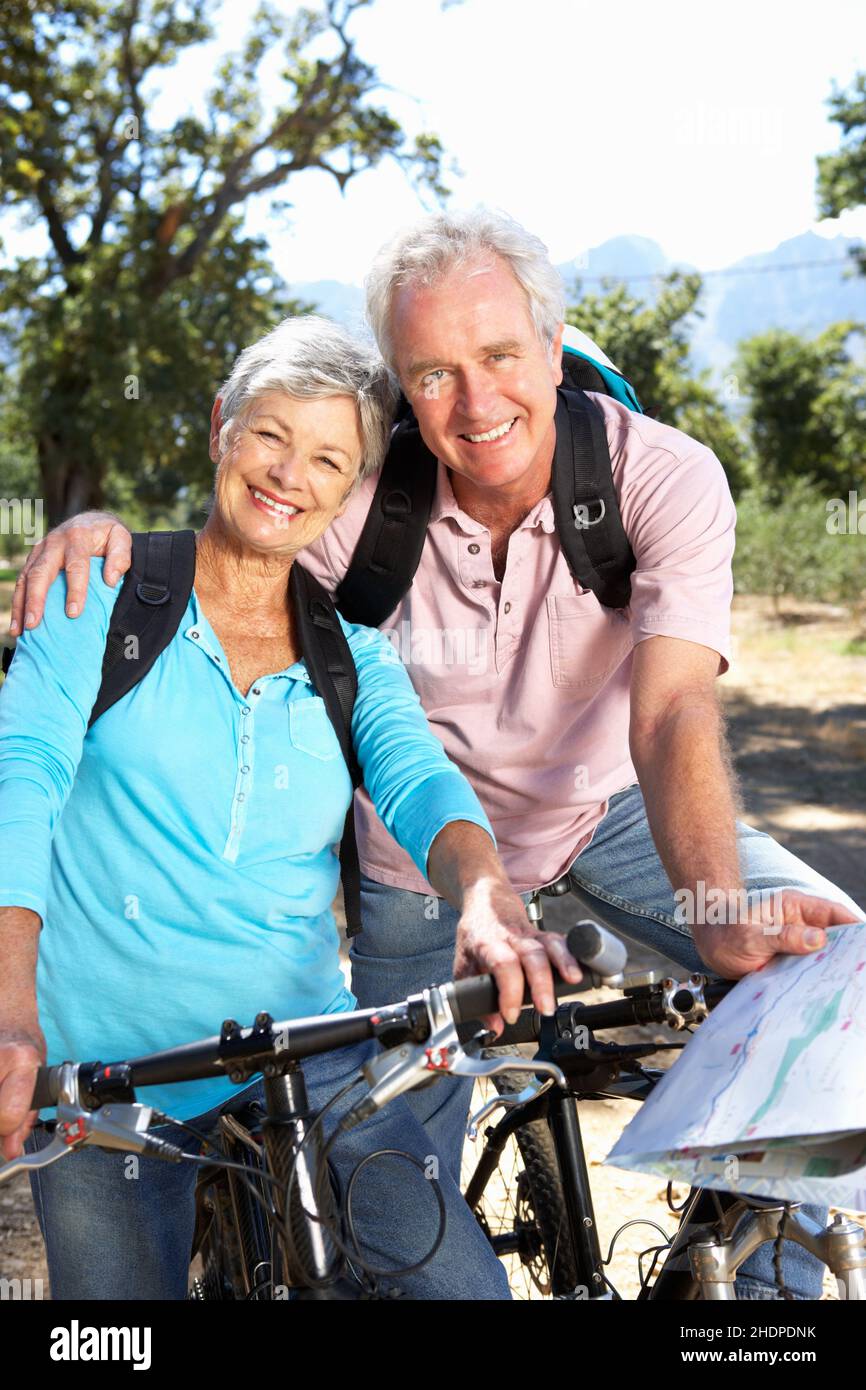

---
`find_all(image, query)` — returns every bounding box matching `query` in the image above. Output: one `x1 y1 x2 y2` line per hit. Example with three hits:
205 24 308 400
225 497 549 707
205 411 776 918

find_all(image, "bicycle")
462 886 866 1301
1 929 589 1300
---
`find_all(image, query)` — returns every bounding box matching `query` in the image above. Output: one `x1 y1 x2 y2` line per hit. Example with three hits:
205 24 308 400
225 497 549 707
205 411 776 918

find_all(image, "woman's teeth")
250 487 299 516
463 418 517 443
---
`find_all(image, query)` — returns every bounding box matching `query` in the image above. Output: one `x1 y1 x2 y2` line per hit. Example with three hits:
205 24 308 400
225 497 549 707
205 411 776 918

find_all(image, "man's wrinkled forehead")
392 256 537 371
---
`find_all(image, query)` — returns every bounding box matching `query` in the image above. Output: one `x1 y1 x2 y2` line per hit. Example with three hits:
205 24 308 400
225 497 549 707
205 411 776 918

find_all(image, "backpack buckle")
135 581 171 606
381 490 412 520
573 499 606 530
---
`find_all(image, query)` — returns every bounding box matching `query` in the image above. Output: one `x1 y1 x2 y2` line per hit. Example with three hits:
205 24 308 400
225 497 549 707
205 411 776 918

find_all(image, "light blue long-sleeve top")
0 559 494 1119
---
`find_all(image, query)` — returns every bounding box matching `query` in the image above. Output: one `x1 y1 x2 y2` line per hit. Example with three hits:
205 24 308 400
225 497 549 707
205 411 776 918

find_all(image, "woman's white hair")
365 207 566 372
218 314 397 483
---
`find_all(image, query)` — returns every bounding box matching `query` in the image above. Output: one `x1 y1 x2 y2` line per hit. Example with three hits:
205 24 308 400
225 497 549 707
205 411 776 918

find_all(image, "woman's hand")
427 819 582 1034
0 1021 46 1161
453 877 582 1034
10 511 132 636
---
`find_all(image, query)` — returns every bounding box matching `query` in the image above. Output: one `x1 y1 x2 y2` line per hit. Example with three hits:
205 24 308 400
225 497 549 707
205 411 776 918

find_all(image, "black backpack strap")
334 416 438 627
88 530 197 728
290 562 364 938
551 388 635 610
1 643 13 677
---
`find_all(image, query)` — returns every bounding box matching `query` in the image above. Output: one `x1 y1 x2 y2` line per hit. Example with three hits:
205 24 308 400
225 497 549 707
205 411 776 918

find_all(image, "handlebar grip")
30 1067 61 1110
447 920 621 1025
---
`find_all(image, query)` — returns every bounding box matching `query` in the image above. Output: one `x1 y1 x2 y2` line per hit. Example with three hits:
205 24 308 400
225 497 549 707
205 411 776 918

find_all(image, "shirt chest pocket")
288 697 343 761
547 592 633 689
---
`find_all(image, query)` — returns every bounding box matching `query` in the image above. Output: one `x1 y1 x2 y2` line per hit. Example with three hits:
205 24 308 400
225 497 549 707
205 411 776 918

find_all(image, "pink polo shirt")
304 393 736 894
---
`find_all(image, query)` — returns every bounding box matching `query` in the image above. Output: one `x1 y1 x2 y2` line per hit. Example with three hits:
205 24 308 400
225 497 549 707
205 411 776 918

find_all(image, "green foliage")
566 272 753 497
816 72 866 273
733 475 865 606
732 324 866 497
0 0 446 524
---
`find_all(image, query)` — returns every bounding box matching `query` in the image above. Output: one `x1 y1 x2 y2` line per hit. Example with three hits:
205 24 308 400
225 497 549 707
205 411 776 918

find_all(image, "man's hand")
9 511 132 636
453 877 582 1034
693 889 862 979
0 1022 46 1162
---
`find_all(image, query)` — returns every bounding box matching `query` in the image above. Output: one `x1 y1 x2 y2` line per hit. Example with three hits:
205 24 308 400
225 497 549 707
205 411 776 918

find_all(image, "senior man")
11 208 863 1300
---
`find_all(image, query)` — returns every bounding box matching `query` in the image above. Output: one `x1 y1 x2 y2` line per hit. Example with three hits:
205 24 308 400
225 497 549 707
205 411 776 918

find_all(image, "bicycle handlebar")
26 921 629 1110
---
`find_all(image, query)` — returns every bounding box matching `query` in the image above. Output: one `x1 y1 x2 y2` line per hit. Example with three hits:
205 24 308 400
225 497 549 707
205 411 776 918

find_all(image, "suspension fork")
261 1063 343 1296
545 1085 608 1297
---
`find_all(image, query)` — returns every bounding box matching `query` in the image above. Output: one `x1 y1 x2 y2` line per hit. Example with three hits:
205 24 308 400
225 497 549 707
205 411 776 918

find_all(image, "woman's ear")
209 396 224 464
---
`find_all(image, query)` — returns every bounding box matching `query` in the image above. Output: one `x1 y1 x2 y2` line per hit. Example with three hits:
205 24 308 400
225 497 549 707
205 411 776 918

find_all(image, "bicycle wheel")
462 1065 579 1299
191 1169 247 1300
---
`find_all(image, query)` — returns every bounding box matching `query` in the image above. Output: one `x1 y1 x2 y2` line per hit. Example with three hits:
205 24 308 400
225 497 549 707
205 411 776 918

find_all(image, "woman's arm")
0 557 120 922
346 624 581 1027
0 906 44 1161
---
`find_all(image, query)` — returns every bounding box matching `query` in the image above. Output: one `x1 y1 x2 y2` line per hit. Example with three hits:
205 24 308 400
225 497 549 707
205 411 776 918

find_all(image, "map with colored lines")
606 922 866 1206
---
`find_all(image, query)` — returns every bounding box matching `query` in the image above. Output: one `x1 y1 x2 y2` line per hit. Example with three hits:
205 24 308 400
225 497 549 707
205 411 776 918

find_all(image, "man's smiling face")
392 255 563 503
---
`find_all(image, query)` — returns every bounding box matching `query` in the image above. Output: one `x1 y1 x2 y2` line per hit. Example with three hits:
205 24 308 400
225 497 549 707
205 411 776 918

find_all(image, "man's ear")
209 396 223 464
551 323 564 386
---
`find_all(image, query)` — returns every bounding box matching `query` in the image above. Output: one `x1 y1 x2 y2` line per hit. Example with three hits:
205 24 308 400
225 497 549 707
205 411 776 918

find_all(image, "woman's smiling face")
209 390 364 555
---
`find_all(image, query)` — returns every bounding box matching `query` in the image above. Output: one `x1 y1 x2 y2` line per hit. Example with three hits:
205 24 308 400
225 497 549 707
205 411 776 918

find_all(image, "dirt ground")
1 592 864 1299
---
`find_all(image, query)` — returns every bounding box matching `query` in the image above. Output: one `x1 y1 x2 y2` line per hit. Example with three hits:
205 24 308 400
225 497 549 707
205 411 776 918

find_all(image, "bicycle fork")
545 1087 612 1300
261 1064 345 1298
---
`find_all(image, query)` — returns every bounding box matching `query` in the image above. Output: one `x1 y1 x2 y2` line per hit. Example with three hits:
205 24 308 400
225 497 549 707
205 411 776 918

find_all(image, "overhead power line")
564 256 860 285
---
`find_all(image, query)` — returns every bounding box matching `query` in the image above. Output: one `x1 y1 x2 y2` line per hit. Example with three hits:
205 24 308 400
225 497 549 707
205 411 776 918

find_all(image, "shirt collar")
430 461 556 534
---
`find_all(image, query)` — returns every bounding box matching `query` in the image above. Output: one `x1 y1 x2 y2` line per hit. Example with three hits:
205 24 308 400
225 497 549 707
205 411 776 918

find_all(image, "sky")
5 0 866 285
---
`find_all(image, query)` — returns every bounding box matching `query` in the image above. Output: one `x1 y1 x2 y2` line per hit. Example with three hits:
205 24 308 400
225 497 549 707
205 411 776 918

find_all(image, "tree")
0 0 447 523
566 272 752 496
816 71 866 273
732 323 866 497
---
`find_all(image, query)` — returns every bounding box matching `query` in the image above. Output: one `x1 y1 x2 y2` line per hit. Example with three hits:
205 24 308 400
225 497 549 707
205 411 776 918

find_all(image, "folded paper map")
605 922 866 1206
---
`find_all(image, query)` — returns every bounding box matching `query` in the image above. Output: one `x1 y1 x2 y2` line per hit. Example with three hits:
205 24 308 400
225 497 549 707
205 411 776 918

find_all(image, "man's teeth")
251 488 299 516
463 418 516 443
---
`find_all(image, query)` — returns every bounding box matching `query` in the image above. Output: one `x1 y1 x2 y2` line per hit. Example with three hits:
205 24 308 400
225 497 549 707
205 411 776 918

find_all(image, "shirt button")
191 630 199 639
237 793 245 802
241 765 250 774
472 580 485 589
241 735 250 744
252 688 261 696
504 601 512 614
242 706 251 716
214 655 221 663
468 543 481 555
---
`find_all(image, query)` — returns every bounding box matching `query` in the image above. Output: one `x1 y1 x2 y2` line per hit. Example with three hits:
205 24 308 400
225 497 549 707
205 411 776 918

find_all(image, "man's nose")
455 369 498 421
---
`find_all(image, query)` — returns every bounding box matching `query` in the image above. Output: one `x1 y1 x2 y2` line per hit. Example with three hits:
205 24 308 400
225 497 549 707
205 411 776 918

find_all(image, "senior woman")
0 315 578 1300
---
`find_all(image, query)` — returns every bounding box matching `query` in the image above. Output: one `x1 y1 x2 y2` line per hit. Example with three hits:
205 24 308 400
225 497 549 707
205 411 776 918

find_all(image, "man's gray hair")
365 208 566 372
218 314 397 482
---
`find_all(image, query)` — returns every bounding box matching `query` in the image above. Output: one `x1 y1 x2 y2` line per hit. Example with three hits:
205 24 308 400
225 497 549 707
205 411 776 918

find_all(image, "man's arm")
9 511 132 635
629 634 859 978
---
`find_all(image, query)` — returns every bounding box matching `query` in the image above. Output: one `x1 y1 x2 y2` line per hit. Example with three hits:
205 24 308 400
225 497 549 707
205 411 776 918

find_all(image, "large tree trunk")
37 372 104 525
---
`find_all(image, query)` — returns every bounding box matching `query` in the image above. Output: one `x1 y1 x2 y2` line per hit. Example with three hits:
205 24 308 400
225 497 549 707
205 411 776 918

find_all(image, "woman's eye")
317 456 339 470
257 430 280 443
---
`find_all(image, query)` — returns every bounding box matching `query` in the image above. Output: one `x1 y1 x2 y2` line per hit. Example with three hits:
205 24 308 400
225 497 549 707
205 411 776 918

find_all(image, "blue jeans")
351 783 864 1300
26 1036 510 1301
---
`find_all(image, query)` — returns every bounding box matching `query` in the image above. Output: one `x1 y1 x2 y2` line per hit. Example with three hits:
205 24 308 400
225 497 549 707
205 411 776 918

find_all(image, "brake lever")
345 986 565 1130
0 1061 181 1185
467 1077 555 1141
